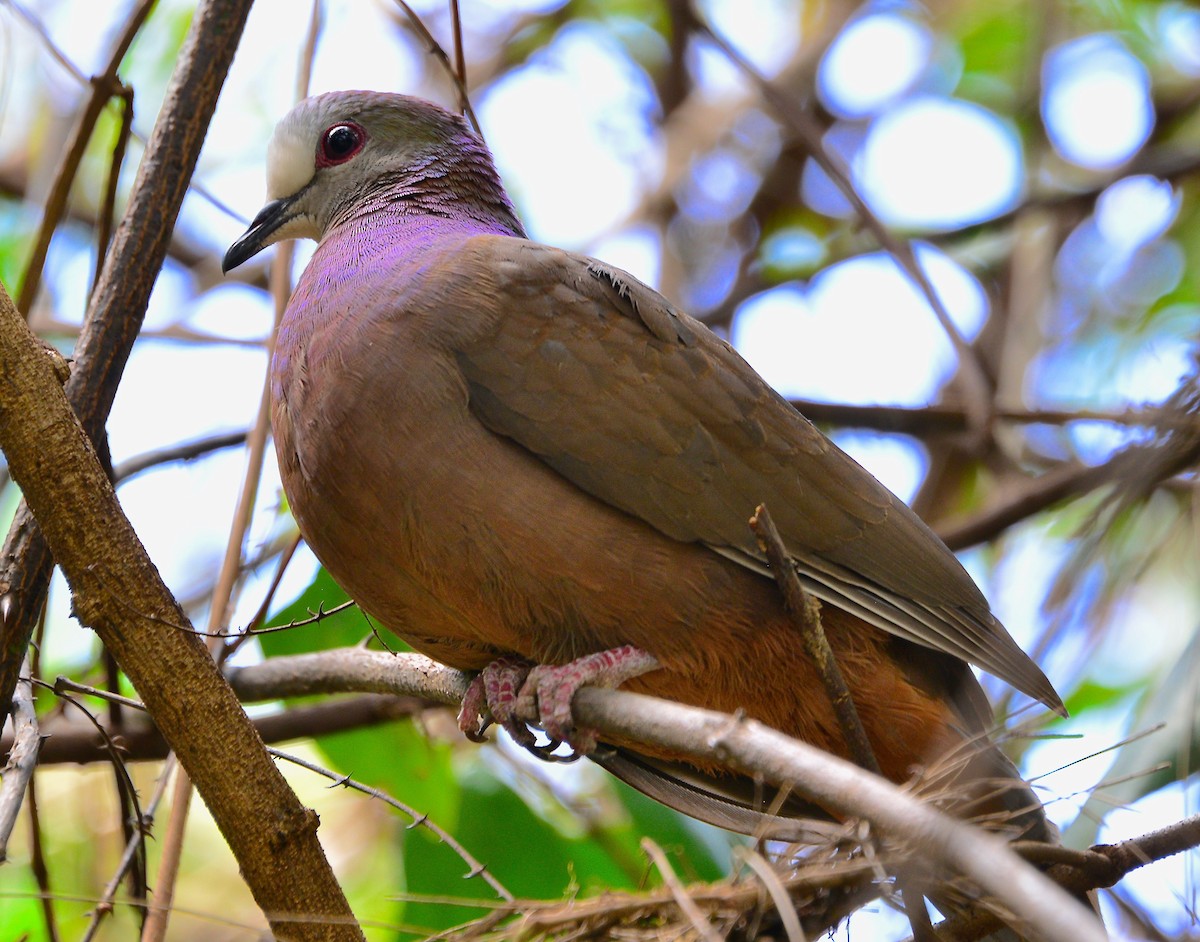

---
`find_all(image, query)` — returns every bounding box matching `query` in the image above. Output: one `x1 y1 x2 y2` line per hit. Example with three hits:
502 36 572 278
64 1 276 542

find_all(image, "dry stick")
391 0 481 133
749 503 880 775
0 274 361 942
82 755 178 942
228 648 1104 942
0 654 37 861
692 10 994 436
748 499 933 942
734 847 807 942
642 837 724 942
14 0 155 317
91 86 135 295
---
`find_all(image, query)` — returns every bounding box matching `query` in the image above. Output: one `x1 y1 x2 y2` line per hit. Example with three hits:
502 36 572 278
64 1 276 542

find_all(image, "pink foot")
457 656 536 748
459 646 660 758
516 645 659 754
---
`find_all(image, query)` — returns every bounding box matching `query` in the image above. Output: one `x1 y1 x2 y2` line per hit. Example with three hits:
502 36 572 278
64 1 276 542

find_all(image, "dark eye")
317 122 366 166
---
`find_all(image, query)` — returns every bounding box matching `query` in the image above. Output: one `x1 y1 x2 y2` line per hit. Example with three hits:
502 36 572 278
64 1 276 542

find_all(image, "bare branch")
16 0 155 316
3 693 431 764
0 655 38 861
111 430 249 483
226 648 1103 942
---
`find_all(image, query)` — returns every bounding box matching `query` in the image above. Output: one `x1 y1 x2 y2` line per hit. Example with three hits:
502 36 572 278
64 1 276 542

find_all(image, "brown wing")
449 236 1062 714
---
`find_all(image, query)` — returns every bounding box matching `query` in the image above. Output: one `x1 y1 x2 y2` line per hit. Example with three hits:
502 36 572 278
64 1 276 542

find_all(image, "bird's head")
222 91 490 273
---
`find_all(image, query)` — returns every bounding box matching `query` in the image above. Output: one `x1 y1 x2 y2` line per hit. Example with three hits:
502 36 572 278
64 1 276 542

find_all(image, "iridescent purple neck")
327 135 526 240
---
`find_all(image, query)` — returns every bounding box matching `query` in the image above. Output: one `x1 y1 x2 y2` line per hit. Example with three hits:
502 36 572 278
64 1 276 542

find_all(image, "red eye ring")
316 122 367 167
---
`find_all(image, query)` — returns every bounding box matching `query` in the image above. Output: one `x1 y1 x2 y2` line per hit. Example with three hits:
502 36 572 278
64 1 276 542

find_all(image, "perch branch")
226 648 1103 942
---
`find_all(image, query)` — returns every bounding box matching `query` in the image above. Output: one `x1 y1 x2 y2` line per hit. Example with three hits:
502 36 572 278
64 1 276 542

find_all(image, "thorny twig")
268 746 514 902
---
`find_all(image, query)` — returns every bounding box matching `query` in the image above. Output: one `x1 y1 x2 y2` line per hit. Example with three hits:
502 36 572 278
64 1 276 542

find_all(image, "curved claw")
518 645 660 755
461 646 659 758
457 673 492 741
458 656 540 747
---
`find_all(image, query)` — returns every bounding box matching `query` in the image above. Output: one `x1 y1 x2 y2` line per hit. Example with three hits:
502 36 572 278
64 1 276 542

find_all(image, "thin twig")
52 676 144 710
52 688 147 849
790 400 1193 435
0 656 38 861
91 86 134 295
268 746 514 902
734 846 807 942
220 533 303 663
391 0 480 133
140 768 189 942
14 0 155 316
750 503 880 775
25 774 61 942
82 755 177 942
112 430 249 483
641 837 724 942
449 0 467 95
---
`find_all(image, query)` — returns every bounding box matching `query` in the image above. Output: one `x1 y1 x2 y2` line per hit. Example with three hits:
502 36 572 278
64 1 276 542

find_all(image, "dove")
223 91 1064 842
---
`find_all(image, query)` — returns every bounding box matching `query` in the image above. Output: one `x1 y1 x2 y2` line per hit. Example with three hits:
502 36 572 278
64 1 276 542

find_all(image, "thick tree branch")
0 0 251 724
0 0 261 715
0 281 362 940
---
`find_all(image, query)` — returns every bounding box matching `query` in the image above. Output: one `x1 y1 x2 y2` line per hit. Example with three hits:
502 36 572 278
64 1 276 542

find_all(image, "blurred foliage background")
0 0 1198 938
